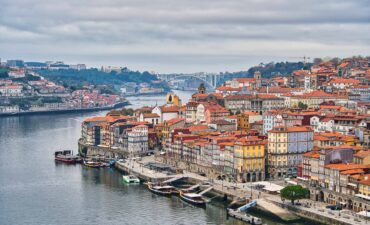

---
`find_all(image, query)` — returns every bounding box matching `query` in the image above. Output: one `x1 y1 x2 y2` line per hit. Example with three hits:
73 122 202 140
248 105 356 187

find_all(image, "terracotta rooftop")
161 105 180 113
324 163 368 171
269 126 313 133
340 169 364 175
143 113 160 118
354 151 370 159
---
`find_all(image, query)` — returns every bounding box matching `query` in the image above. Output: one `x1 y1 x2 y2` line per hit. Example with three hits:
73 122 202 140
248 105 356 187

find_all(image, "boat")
102 160 116 167
54 150 81 164
122 175 140 184
179 191 206 207
147 184 178 196
227 208 262 225
83 160 102 168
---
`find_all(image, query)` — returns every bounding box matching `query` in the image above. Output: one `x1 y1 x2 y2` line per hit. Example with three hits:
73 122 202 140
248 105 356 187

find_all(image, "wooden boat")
179 191 206 207
147 184 178 196
83 160 102 168
54 150 81 164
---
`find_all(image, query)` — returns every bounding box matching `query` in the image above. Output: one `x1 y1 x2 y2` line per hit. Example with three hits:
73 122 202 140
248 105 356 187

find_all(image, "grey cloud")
0 0 369 72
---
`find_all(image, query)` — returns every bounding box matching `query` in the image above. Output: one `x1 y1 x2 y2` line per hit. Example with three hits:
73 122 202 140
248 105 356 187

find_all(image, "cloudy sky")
0 0 369 73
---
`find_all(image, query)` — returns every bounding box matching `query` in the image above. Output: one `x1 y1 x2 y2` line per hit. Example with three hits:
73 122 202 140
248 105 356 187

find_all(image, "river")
0 91 312 225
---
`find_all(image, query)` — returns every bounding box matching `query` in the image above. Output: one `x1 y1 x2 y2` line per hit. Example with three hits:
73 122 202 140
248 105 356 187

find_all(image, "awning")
355 194 370 201
287 181 298 185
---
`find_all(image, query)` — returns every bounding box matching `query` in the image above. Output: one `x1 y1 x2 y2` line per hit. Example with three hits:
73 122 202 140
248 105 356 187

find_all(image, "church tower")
254 71 262 89
198 83 206 94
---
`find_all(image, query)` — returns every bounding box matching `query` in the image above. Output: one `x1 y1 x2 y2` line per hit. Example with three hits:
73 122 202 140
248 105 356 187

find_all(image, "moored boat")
122 175 140 184
227 208 262 225
83 160 102 168
179 191 206 207
54 150 81 164
147 184 178 196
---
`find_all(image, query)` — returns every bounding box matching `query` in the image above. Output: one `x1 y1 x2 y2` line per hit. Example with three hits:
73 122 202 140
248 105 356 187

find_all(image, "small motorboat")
101 160 116 167
122 175 140 184
54 150 80 164
147 184 178 196
179 191 206 207
83 160 102 168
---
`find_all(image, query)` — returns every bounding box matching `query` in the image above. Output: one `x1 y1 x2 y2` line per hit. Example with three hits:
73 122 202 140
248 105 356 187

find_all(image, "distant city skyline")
0 0 369 73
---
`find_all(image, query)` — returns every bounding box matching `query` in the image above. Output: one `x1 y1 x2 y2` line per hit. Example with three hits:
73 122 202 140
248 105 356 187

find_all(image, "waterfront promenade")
116 155 369 225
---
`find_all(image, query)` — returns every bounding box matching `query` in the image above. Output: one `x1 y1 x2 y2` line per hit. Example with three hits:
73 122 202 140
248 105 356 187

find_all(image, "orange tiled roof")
303 151 320 159
165 118 185 126
234 78 256 83
216 86 242 91
188 125 209 132
340 169 364 175
328 78 360 84
269 126 313 133
324 163 368 171
143 113 160 118
354 151 370 159
161 105 180 113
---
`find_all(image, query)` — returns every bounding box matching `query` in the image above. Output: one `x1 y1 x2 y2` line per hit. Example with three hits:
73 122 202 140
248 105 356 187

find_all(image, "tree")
298 101 308 110
280 185 309 204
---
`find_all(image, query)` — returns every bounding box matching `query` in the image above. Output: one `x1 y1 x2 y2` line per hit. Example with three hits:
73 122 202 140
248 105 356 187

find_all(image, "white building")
8 70 25 78
0 85 23 97
152 105 179 122
126 125 148 156
0 105 20 113
139 113 160 124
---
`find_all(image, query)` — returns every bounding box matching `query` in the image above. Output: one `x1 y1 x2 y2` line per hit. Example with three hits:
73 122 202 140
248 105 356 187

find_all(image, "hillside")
35 69 170 91
223 61 312 79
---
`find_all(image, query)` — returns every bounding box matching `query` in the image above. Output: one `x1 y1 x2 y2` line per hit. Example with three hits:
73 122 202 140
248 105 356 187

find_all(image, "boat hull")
55 157 77 164
148 185 174 196
179 193 206 207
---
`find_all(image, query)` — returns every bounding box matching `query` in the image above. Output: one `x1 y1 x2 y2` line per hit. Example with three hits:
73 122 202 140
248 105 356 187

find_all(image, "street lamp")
365 205 367 224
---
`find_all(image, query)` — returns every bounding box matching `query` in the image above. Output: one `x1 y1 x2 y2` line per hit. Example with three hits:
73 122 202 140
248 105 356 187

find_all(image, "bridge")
156 73 228 89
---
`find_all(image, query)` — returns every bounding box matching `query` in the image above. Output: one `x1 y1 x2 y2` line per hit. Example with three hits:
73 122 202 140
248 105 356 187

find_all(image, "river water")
0 90 312 225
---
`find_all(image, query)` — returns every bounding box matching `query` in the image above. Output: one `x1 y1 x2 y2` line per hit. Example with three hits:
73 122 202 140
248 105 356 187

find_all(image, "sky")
0 0 369 73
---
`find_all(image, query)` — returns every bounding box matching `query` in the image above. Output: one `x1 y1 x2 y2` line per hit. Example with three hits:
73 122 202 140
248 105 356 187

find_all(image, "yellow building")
354 151 370 165
166 93 182 106
234 136 265 182
359 175 370 197
237 113 250 131
268 126 313 178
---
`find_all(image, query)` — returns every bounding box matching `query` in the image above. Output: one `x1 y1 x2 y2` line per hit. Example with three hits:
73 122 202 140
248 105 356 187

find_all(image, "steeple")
254 71 262 89
198 83 206 94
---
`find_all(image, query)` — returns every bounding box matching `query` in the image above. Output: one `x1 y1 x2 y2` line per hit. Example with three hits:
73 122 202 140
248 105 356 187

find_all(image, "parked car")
326 205 342 210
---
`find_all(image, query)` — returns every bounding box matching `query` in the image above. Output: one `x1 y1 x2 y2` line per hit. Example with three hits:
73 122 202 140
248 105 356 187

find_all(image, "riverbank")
0 101 129 117
113 155 368 225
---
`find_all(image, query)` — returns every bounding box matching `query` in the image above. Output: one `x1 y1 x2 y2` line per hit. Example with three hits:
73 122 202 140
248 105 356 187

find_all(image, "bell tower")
198 83 206 94
254 71 262 89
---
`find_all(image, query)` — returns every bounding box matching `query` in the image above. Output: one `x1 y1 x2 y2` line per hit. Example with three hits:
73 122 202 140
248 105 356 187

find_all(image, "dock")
115 160 178 183
256 199 300 221
227 208 262 225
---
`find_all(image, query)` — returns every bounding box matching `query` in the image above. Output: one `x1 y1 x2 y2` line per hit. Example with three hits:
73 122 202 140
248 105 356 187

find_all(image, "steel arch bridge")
157 73 225 89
